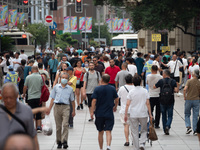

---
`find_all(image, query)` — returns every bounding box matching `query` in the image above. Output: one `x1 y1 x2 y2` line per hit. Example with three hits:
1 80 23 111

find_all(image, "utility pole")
84 7 87 49
97 6 101 46
48 5 50 48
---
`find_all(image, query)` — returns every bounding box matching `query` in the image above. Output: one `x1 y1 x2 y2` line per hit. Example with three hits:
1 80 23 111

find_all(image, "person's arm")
83 81 87 99
32 107 48 114
71 101 76 117
34 135 39 150
57 62 62 70
124 99 131 122
53 73 59 87
113 97 119 112
22 85 28 99
115 81 118 90
183 86 188 100
146 99 153 121
90 99 97 120
47 98 55 115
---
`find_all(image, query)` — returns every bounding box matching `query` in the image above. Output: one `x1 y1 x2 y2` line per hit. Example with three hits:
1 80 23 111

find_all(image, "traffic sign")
152 34 161 42
49 21 57 29
45 15 53 26
161 46 170 53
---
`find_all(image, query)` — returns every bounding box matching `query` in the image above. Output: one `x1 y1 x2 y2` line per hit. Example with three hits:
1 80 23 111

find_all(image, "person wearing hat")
66 66 77 128
4 65 19 85
142 54 154 90
57 48 64 62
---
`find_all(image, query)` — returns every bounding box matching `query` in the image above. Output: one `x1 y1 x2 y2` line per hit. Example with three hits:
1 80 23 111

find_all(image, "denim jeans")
160 104 174 131
184 100 200 131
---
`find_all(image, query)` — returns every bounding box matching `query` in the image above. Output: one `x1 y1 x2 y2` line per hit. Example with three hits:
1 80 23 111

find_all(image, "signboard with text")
152 34 161 42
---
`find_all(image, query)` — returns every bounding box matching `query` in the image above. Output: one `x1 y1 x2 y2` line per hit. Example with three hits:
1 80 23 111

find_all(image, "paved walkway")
38 94 200 150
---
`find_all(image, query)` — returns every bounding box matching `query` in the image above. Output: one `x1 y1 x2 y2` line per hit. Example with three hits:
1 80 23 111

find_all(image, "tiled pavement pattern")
38 93 200 150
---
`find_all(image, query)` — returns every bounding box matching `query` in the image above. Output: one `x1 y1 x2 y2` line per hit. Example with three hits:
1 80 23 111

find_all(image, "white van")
110 34 138 51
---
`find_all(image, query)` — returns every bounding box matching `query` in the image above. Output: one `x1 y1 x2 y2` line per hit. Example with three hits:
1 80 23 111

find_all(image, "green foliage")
89 39 99 47
87 20 111 46
0 36 15 52
26 23 48 49
55 33 78 50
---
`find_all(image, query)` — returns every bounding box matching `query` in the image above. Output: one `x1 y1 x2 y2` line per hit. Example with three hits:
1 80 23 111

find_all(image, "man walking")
83 62 101 121
154 69 178 135
115 62 130 90
23 66 43 132
146 65 162 128
91 74 118 150
47 73 75 149
4 65 18 85
105 59 121 87
48 53 59 87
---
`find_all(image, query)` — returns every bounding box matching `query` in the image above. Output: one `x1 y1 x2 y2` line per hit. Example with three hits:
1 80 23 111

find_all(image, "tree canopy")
94 0 200 37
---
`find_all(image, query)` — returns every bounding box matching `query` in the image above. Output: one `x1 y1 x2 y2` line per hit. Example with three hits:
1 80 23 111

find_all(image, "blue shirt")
24 66 32 82
48 59 59 73
50 84 74 104
92 85 118 118
135 57 145 75
142 59 153 76
4 71 18 84
77 49 83 55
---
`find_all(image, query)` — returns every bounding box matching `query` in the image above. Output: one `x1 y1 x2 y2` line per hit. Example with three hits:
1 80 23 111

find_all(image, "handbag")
149 120 158 141
0 104 27 133
40 76 50 104
170 60 178 78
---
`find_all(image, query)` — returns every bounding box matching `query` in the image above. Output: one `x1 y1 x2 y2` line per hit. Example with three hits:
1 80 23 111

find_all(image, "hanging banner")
124 18 130 32
79 17 92 33
117 19 123 32
17 13 25 24
106 18 112 32
113 18 118 33
0 5 8 26
9 9 18 27
63 16 77 33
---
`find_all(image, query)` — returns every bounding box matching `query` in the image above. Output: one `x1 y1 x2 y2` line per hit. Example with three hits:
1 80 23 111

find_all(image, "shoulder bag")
170 60 178 78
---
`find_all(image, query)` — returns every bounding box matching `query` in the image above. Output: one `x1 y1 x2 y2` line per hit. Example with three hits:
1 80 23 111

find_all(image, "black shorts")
87 94 92 108
197 117 200 134
27 98 42 120
76 81 84 89
172 77 180 83
95 117 114 131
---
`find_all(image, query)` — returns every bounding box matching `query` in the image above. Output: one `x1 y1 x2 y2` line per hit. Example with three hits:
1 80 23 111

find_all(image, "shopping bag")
42 115 53 136
149 120 158 141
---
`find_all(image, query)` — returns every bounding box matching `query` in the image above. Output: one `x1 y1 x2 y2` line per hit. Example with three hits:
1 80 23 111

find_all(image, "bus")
110 34 138 51
0 31 35 56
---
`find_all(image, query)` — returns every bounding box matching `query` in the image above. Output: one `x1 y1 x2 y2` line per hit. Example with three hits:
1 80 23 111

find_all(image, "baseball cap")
150 54 154 59
8 65 13 70
66 66 74 71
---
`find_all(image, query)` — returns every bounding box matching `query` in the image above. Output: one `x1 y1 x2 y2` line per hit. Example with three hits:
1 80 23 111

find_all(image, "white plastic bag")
42 115 53 136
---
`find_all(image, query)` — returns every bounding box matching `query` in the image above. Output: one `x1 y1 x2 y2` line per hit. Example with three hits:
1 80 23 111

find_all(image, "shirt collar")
58 83 69 89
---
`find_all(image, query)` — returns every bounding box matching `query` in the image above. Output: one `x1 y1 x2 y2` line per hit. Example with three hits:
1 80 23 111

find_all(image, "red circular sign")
45 16 53 23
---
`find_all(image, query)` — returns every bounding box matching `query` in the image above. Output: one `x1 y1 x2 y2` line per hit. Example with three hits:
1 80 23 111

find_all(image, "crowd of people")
0 46 200 150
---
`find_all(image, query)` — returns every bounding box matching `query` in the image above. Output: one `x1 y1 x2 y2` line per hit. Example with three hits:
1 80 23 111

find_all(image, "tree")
87 19 111 46
26 23 48 49
55 33 78 50
0 36 15 52
94 0 200 37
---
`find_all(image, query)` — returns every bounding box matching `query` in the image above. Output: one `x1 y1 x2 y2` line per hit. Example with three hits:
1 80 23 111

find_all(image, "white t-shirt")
182 58 188 74
13 58 22 71
127 86 150 118
167 60 183 77
146 74 162 97
189 65 199 79
19 54 28 62
70 47 74 53
152 60 160 74
100 47 104 53
127 64 137 76
105 54 111 59
104 61 110 69
118 85 135 114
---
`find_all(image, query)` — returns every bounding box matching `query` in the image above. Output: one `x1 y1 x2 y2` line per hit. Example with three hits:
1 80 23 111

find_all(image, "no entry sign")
45 15 53 26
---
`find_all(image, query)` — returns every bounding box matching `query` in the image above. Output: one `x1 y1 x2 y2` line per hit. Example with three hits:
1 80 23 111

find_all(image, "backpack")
40 76 50 104
159 79 173 105
86 71 100 89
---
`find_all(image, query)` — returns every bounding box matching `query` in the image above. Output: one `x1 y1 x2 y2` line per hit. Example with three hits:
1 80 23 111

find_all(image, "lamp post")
97 5 101 46
83 3 89 49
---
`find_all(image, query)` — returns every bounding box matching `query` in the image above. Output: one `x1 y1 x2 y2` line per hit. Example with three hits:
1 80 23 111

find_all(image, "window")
112 39 123 46
17 39 27 45
127 39 138 49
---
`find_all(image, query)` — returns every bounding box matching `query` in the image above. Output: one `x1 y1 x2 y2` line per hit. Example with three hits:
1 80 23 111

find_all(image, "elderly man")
47 73 76 149
0 83 39 150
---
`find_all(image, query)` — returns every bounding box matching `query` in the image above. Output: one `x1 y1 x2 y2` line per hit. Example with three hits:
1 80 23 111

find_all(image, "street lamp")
97 5 101 46
83 3 90 49
120 6 126 34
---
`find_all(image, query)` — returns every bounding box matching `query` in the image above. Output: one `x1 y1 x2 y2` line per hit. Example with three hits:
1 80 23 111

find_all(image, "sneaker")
69 124 73 128
63 141 68 149
186 127 192 134
124 142 129 146
84 100 88 105
57 142 62 149
155 126 160 129
80 103 83 109
165 127 169 135
193 131 197 136
77 106 80 110
139 143 145 150
88 119 93 122
177 92 183 97
37 126 42 133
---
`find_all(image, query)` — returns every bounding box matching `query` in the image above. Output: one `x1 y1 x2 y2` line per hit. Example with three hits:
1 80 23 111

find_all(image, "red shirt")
105 65 121 84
